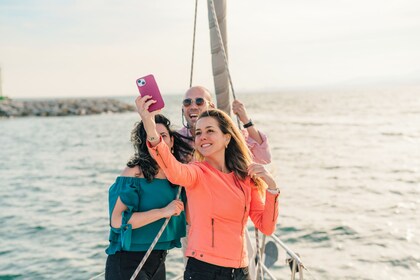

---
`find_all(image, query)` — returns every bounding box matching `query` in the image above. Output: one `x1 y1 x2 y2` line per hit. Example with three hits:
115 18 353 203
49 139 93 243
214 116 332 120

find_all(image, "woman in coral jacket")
135 95 280 280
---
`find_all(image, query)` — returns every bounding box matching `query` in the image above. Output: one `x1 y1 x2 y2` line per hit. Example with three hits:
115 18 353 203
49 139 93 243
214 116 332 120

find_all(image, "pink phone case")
136 74 165 112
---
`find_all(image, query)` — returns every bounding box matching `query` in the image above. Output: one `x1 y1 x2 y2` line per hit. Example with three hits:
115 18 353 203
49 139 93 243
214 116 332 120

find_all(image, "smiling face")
182 86 214 128
194 116 230 160
156 123 173 149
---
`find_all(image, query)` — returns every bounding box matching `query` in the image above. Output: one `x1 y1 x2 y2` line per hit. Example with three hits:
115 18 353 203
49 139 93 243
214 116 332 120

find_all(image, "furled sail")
207 0 231 116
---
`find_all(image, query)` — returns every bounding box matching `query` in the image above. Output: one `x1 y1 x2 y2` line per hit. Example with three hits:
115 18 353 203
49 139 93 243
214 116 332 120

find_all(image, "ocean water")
0 87 419 280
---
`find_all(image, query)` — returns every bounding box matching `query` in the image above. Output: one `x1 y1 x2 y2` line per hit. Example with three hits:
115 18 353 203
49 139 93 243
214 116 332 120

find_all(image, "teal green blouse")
106 176 186 255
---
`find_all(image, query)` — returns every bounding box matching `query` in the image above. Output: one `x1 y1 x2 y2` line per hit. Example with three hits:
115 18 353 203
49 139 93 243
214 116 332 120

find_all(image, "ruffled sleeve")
108 177 140 251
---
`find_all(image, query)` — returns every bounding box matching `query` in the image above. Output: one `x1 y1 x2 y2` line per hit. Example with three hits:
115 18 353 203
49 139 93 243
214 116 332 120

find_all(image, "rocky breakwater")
0 98 136 118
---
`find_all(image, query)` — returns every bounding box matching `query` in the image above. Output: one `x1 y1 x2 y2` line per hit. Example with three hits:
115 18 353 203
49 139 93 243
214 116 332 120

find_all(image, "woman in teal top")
105 114 194 280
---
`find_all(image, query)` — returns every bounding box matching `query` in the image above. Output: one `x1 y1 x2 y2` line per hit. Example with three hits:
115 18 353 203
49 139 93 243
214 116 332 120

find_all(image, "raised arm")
232 99 272 164
135 95 200 188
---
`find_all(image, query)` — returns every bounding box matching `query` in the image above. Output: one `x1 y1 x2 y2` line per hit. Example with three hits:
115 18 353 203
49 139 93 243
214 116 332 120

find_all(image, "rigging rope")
207 0 240 127
130 186 183 280
255 227 264 280
189 0 199 88
88 271 104 280
207 0 236 101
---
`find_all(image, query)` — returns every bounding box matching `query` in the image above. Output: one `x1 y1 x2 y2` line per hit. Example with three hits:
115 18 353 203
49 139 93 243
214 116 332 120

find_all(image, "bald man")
179 86 271 164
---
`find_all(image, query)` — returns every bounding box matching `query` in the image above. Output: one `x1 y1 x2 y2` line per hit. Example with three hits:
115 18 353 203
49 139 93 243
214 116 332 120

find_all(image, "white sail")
207 0 231 116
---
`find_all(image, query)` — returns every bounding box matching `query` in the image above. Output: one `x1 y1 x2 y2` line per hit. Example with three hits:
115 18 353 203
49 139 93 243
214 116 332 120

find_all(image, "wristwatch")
243 119 254 129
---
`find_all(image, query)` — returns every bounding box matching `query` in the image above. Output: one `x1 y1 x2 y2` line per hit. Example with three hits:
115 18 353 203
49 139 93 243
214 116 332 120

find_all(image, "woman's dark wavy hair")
127 114 194 182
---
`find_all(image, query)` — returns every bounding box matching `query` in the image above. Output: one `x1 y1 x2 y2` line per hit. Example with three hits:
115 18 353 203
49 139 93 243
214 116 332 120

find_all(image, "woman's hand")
162 199 184 218
135 95 161 145
135 95 160 120
247 163 277 189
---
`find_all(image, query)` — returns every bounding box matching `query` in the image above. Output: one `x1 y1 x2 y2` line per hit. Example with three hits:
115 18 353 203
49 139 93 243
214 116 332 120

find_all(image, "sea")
0 87 419 280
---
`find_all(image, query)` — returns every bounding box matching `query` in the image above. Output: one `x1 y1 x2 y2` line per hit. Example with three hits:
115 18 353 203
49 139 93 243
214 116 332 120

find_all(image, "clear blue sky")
1 0 420 98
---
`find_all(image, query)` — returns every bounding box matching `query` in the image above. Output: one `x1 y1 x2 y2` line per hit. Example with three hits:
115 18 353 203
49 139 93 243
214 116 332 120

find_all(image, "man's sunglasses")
182 97 206 107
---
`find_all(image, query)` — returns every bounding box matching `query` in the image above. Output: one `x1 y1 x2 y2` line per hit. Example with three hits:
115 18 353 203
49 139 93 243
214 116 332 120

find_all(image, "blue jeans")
184 257 250 280
105 250 167 280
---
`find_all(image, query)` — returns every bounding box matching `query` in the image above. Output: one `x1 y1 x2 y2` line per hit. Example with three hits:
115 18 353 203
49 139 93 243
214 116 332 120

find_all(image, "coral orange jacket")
148 140 279 268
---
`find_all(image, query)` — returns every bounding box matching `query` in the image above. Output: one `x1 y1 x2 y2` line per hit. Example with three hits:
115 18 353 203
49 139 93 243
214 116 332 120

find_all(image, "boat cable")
129 186 183 280
189 0 199 88
88 271 104 280
187 0 240 124
254 228 264 280
207 0 236 102
88 187 183 280
270 234 321 280
255 233 268 280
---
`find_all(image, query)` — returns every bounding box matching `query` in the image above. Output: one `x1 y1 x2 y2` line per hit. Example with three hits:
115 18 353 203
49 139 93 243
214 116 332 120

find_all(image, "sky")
1 0 420 98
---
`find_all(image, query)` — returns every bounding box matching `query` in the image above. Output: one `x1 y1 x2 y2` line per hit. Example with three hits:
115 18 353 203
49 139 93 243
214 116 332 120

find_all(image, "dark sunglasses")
182 97 206 107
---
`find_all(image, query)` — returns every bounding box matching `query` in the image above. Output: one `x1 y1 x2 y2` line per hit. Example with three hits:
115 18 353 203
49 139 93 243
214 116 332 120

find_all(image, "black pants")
105 250 167 280
184 257 250 280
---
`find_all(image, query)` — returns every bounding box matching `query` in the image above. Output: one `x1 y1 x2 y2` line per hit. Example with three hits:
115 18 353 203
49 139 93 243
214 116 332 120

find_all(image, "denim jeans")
184 257 250 280
105 250 167 280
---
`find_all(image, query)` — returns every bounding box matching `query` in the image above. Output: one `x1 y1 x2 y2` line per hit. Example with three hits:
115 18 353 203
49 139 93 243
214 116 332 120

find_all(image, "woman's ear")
225 134 231 148
170 135 174 149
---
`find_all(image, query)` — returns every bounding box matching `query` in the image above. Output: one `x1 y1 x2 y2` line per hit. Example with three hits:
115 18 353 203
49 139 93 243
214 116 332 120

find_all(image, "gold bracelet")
147 136 159 143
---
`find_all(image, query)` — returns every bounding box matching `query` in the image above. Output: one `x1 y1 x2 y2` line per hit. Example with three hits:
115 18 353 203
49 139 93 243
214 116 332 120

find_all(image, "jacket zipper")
272 195 278 222
235 176 247 267
211 218 215 247
155 148 167 168
238 204 247 267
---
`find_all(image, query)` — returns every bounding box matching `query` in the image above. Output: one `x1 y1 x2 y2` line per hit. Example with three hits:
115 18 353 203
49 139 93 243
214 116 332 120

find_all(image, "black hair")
127 114 194 182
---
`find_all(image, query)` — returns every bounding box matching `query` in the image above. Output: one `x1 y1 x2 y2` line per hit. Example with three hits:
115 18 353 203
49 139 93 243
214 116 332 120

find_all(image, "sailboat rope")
189 0 199 88
89 187 183 280
129 186 183 280
207 0 236 101
189 0 237 101
255 228 264 280
207 0 241 127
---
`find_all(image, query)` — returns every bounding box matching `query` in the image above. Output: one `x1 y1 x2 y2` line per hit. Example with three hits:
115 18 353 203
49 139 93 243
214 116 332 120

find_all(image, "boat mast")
208 0 231 116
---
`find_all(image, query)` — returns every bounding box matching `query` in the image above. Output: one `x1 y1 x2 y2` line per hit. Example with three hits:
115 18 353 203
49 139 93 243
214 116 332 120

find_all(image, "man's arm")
232 99 272 164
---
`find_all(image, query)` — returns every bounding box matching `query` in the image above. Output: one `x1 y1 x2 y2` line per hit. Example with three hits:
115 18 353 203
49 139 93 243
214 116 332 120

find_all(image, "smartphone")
136 74 165 112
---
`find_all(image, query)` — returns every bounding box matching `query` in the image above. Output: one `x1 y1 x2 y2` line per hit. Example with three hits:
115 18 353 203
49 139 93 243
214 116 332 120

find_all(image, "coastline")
0 98 135 118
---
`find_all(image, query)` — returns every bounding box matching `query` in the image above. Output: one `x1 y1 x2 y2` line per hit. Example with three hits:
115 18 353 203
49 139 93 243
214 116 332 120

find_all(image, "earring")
171 147 174 154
